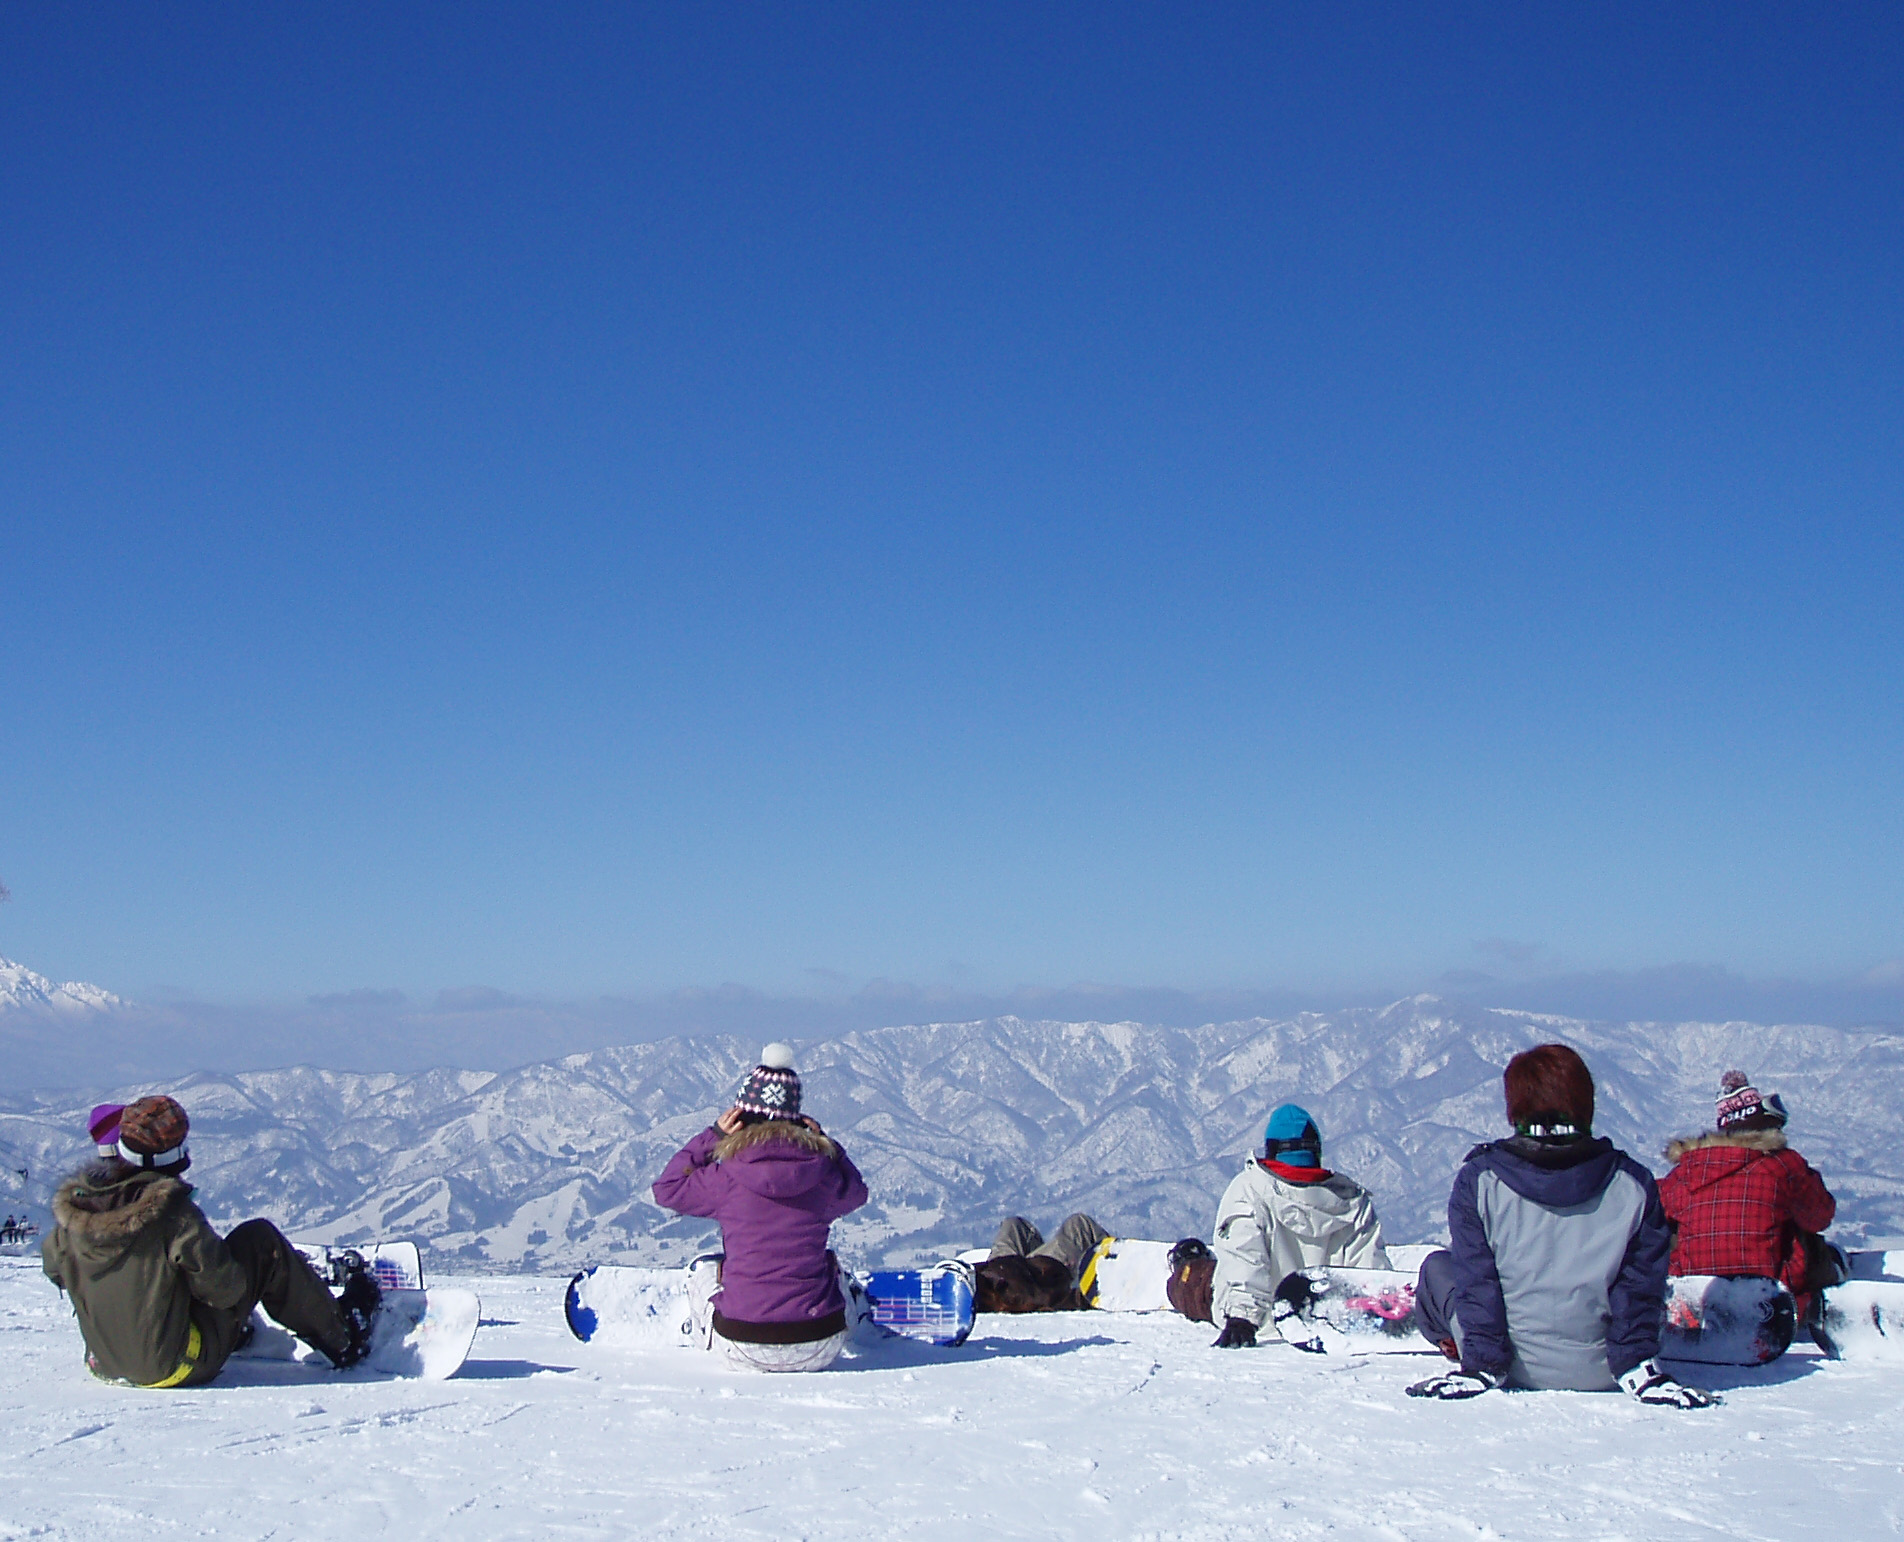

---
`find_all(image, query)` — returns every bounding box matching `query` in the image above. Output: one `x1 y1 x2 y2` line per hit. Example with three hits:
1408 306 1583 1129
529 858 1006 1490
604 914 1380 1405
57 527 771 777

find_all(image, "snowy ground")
3 1254 1900 1540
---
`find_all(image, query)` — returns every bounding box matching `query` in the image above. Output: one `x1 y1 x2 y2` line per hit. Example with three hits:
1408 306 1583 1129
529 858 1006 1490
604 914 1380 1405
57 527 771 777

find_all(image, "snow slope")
3 1254 1900 1540
6 1000 1901 1271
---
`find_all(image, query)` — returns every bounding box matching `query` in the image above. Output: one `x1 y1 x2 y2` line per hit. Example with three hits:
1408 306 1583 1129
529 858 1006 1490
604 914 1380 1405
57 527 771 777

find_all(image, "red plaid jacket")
1658 1129 1834 1293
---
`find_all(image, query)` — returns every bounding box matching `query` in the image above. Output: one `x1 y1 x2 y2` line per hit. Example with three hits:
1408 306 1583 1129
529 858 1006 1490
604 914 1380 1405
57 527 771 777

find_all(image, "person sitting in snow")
1208 1102 1389 1348
1408 1044 1712 1406
653 1044 869 1372
974 1214 1219 1322
41 1095 381 1386
1659 1069 1842 1339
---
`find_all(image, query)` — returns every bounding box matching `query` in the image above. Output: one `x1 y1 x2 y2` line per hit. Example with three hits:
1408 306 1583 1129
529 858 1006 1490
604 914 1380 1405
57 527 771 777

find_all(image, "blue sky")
2 4 1900 1013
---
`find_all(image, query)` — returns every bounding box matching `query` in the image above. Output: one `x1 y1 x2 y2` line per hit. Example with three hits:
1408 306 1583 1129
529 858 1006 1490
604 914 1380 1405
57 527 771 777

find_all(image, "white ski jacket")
1210 1159 1389 1335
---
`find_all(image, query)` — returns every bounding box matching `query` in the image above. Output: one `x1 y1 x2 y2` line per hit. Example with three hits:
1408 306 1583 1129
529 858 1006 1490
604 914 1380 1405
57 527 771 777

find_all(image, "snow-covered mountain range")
4 997 1900 1269
0 957 122 1015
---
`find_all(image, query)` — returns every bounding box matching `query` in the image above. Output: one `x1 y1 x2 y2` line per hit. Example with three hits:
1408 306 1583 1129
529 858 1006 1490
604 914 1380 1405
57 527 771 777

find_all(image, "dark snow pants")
182 1219 351 1384
1413 1248 1460 1355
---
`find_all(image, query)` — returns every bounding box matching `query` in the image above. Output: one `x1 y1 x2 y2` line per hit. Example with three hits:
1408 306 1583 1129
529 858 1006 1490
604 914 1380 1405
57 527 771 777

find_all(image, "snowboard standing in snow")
238 1247 477 1380
360 1286 480 1378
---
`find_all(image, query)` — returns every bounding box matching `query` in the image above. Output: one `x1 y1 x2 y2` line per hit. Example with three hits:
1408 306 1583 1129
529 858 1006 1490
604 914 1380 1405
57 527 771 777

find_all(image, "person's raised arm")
652 1119 731 1218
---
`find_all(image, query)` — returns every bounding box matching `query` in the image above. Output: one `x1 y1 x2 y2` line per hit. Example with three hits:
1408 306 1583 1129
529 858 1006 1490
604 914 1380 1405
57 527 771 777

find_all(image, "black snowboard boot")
333 1256 383 1369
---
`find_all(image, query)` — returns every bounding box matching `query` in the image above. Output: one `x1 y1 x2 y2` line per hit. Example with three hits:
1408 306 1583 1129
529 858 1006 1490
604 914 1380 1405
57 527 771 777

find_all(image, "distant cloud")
12 957 1902 1095
434 985 524 1012
307 988 407 1009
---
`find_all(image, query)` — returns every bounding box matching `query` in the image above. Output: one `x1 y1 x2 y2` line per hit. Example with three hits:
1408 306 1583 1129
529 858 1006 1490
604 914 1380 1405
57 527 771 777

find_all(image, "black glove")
1212 1316 1257 1348
1405 1369 1499 1400
1619 1360 1716 1408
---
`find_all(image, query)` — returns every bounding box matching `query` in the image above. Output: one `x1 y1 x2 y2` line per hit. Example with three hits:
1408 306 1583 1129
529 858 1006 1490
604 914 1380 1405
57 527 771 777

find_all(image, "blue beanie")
1263 1103 1322 1167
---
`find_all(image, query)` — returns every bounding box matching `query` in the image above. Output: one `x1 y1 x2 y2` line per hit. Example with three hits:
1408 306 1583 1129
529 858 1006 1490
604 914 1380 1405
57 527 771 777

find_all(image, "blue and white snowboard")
857 1260 977 1347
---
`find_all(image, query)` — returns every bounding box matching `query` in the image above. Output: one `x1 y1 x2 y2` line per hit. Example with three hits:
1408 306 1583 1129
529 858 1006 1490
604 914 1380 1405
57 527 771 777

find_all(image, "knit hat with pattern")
118 1095 191 1171
1715 1070 1787 1132
734 1043 801 1121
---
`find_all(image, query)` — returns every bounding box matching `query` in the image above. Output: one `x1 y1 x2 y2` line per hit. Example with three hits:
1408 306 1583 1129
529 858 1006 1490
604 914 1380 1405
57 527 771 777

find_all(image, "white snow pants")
685 1254 857 1373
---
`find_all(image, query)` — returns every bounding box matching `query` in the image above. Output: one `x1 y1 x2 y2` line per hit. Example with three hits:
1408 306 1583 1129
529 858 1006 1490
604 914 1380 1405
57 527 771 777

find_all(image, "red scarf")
1263 1157 1333 1185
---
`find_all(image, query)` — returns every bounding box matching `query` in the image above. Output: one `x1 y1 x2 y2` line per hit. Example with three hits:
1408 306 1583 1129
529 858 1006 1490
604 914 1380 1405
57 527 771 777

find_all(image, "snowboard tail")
365 1287 479 1379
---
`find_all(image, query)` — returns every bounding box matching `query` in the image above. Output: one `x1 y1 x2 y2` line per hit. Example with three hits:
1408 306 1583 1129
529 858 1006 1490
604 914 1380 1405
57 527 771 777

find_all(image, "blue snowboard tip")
565 1267 599 1342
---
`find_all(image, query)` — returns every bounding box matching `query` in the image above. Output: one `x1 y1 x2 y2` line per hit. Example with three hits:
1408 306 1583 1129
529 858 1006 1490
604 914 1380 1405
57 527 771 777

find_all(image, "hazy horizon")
7 944 1902 1093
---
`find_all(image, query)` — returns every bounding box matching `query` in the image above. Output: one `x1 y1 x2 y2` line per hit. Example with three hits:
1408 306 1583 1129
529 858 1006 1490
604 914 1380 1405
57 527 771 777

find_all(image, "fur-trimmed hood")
50 1164 190 1246
1664 1127 1788 1164
714 1119 837 1163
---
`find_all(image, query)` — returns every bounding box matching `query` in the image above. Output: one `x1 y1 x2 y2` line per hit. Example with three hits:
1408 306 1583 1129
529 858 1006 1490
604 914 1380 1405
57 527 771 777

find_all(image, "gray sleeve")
1210 1173 1278 1331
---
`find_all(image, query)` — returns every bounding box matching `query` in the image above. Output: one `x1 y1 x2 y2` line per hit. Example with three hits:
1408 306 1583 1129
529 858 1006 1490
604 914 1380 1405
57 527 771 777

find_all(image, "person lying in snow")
652 1043 868 1372
1660 1069 1843 1340
41 1095 379 1386
1207 1102 1390 1347
973 1214 1219 1323
1408 1044 1713 1407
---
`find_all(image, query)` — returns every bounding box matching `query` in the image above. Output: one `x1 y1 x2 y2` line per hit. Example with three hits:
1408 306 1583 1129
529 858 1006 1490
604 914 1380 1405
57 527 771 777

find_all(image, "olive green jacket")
42 1162 248 1385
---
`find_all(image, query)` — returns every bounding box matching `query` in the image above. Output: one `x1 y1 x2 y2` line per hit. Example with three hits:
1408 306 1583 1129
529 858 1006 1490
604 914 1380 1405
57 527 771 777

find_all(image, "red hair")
1503 1043 1595 1131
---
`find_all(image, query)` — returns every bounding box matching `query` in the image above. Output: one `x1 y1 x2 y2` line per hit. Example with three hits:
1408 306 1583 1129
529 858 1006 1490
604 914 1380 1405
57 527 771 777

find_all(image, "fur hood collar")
714 1119 837 1163
51 1164 189 1243
1665 1127 1788 1163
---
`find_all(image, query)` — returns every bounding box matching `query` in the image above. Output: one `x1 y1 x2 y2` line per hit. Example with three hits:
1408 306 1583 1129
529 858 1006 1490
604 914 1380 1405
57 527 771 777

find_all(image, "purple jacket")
653 1120 868 1329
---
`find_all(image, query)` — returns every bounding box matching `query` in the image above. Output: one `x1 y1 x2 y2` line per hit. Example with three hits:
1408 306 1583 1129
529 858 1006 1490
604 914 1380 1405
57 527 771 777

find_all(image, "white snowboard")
565 1263 696 1349
364 1287 480 1379
230 1286 479 1378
